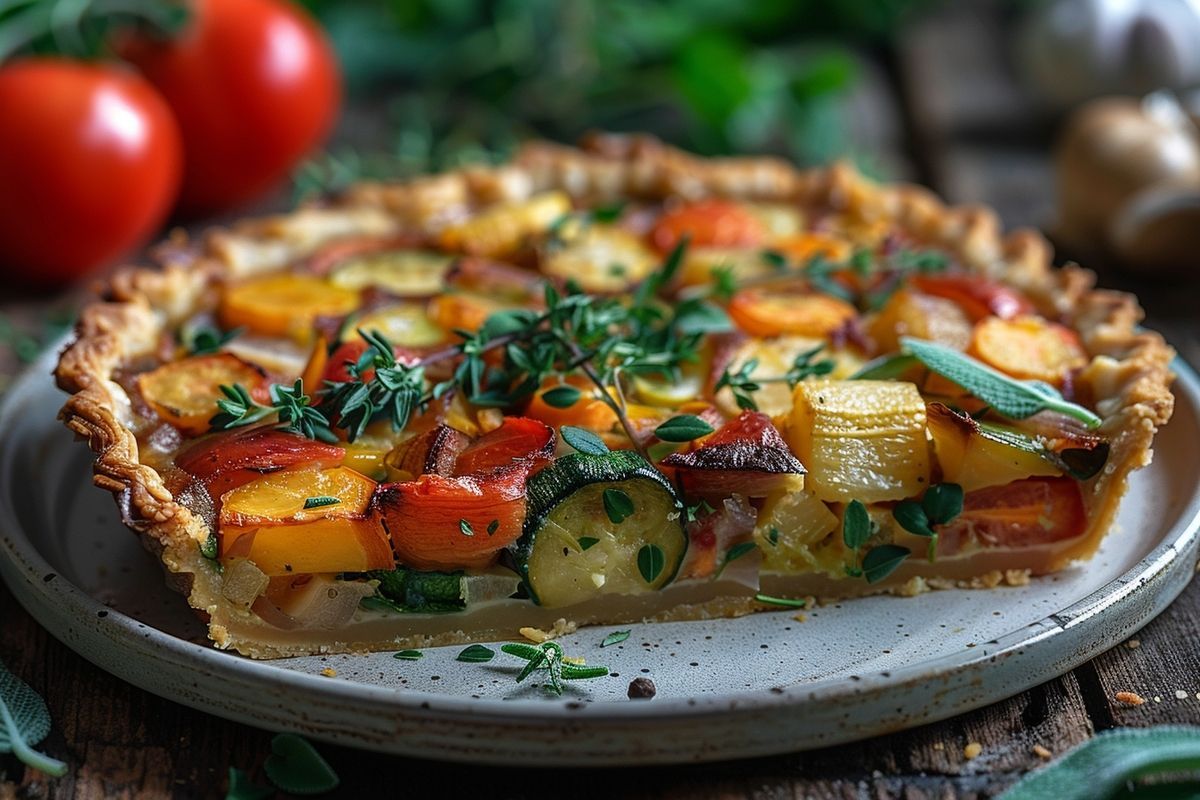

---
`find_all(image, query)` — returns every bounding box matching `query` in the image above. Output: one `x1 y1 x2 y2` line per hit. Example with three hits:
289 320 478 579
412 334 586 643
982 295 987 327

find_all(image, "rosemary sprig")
500 641 609 695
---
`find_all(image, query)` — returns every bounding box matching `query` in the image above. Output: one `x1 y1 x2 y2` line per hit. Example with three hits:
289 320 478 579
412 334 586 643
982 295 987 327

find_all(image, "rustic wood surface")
2 4 1199 797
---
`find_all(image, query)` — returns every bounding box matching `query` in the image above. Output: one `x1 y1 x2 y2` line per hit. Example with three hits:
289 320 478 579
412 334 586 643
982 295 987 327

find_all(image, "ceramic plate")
1 345 1198 765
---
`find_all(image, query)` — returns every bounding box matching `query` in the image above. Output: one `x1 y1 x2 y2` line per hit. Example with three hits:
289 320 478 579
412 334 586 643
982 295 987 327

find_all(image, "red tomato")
121 0 341 215
910 274 1034 321
176 426 345 500
938 477 1086 553
453 417 555 476
0 59 181 287
650 200 766 253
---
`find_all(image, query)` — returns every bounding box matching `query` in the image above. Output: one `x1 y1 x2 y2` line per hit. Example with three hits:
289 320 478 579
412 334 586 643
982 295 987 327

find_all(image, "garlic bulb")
1018 0 1200 107
1056 95 1200 249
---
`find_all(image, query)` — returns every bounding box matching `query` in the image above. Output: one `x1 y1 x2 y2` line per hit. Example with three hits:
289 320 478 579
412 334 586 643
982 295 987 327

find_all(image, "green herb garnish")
393 650 423 660
602 488 635 524
486 519 500 536
459 518 474 537
186 325 241 356
263 733 339 796
753 594 807 608
653 414 715 443
0 658 67 776
226 767 272 800
637 543 666 583
893 482 963 562
578 536 600 551
561 425 609 455
541 385 582 408
302 496 340 510
998 726 1200 800
600 630 631 648
211 380 336 442
456 645 495 663
714 540 758 579
902 337 1101 428
500 641 609 695
861 544 912 584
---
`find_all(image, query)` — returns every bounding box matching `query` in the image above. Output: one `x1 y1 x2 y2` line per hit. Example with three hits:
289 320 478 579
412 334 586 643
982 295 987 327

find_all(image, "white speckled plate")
1 345 1198 765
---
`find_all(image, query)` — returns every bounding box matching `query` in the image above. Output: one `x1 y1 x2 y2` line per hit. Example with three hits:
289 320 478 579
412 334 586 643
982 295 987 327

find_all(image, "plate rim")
2 342 1199 756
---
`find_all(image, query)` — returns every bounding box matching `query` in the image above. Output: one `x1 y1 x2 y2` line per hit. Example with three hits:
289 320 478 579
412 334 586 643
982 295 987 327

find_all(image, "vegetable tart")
55 134 1176 658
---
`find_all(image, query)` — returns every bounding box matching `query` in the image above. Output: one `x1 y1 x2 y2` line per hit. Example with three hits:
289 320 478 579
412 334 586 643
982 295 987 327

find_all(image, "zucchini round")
511 450 686 607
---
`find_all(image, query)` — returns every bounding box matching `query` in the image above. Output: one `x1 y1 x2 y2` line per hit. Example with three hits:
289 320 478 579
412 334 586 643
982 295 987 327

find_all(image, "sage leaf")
653 414 715 443
862 544 911 584
541 385 581 408
263 734 339 796
560 425 609 455
998 726 1200 800
901 337 1101 428
0 659 66 777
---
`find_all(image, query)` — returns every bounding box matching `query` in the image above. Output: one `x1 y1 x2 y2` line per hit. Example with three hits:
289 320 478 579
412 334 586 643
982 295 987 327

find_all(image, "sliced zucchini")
329 250 453 297
512 450 686 607
348 303 445 347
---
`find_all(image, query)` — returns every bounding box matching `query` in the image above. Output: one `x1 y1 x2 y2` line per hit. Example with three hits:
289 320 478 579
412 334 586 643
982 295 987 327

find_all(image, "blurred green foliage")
295 0 933 192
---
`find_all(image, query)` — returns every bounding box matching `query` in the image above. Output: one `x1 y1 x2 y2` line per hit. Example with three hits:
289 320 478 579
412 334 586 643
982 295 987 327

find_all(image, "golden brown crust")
55 134 1176 657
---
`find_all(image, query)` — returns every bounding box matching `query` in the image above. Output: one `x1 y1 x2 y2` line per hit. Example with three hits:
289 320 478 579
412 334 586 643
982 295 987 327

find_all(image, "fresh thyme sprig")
210 380 336 442
715 346 836 411
500 641 609 695
322 329 427 442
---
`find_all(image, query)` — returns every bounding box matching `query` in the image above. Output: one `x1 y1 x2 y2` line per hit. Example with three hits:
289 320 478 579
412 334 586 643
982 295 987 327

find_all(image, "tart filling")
56 136 1175 658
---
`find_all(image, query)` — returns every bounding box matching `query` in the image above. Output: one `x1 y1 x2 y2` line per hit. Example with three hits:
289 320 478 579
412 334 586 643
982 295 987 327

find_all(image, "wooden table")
2 5 1199 797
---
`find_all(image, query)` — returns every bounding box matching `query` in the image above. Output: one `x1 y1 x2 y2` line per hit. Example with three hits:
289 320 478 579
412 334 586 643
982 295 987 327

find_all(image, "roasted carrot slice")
524 377 620 434
771 232 852 264
219 274 360 340
374 465 529 571
137 353 269 436
969 315 1088 385
219 466 393 576
728 283 857 338
650 199 766 253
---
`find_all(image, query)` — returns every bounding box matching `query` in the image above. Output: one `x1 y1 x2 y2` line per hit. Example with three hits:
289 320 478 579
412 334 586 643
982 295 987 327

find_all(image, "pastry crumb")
1032 744 1052 760
563 656 586 666
792 612 807 623
1115 691 1145 706
964 742 982 760
1175 690 1189 700
319 667 337 678
932 742 945 751
1154 695 1162 703
1004 569 1031 586
519 618 578 643
1126 639 1140 649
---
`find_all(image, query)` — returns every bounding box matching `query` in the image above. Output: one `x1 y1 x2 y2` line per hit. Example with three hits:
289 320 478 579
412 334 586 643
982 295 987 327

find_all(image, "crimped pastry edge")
54 135 1176 658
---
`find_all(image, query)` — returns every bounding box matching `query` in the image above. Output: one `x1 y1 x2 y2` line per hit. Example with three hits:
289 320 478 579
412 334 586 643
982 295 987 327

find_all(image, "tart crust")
55 135 1176 658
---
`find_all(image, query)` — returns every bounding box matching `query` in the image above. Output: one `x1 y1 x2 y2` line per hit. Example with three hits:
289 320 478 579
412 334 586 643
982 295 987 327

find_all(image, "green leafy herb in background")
225 767 272 800
291 0 937 198
0 658 67 777
998 726 1200 800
